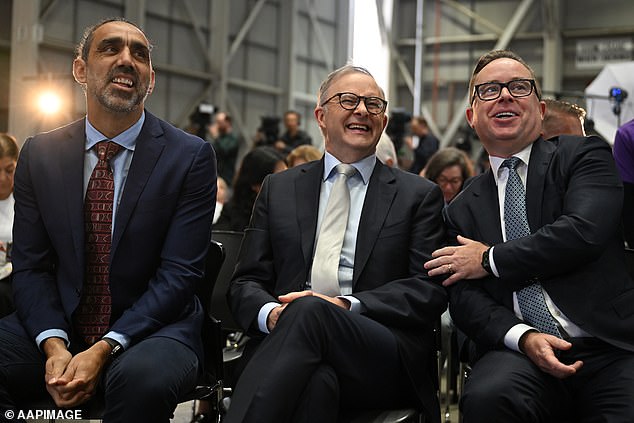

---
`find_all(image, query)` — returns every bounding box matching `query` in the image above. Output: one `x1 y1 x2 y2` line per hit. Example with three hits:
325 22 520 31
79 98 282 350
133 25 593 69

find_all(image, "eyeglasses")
320 92 388 115
472 79 536 103
436 176 463 186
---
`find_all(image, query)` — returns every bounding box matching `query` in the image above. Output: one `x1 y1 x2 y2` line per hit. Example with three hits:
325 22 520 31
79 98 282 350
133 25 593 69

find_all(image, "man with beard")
0 18 216 422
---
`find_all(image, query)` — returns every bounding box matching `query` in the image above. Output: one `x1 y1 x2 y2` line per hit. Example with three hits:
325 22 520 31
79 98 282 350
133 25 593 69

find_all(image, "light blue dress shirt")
257 152 376 334
36 113 144 350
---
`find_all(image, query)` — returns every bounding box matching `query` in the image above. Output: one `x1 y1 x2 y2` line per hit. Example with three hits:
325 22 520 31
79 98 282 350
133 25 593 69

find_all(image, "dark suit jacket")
445 136 634 358
228 158 448 421
1 112 216 361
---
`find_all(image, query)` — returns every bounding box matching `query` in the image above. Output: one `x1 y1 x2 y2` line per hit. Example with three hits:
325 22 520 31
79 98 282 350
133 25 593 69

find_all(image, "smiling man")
0 18 216 422
225 65 447 423
424 49 634 422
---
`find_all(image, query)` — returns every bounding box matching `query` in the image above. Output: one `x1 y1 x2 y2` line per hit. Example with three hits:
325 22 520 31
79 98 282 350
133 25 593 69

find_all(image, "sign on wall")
576 38 633 69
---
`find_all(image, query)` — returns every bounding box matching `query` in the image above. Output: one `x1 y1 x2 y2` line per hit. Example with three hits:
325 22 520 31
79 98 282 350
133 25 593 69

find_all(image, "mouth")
346 123 370 132
111 76 135 88
493 111 518 119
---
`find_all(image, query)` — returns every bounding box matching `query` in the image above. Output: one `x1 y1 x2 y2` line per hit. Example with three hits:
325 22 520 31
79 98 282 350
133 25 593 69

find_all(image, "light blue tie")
503 157 562 338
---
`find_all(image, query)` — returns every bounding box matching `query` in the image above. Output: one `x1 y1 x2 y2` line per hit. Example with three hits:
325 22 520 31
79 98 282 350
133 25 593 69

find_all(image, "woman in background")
0 133 19 317
214 146 287 231
422 147 474 204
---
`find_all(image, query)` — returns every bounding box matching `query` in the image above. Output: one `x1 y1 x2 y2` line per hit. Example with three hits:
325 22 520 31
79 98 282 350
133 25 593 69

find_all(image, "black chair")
25 239 228 422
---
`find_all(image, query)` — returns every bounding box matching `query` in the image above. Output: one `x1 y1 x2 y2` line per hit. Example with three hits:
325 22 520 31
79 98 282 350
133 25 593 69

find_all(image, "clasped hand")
266 290 350 331
44 339 110 407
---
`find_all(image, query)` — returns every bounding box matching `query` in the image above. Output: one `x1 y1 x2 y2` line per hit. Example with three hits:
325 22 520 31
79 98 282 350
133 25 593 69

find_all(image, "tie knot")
502 157 522 170
334 163 356 178
95 141 123 162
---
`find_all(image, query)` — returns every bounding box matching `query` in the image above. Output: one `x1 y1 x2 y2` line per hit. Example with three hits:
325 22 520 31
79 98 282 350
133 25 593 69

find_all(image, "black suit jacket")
228 158 448 421
445 136 634 357
1 112 216 361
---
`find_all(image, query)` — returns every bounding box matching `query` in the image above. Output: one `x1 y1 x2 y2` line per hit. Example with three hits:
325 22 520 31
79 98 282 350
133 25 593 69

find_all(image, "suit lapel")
295 160 323 268
467 171 504 245
111 113 165 253
353 160 396 285
526 138 554 231
58 119 88 270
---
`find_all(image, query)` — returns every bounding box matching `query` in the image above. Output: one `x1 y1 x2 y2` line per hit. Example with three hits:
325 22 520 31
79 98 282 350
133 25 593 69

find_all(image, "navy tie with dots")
502 157 562 338
75 141 122 345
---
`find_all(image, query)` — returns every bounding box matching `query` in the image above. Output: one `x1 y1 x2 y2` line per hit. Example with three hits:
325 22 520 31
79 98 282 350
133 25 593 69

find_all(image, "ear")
147 69 156 95
314 106 326 133
538 100 546 120
465 107 474 127
72 58 87 85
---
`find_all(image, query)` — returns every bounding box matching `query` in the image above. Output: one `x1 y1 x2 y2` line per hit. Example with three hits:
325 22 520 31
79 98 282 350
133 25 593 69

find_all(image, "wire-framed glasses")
473 79 536 103
320 92 388 115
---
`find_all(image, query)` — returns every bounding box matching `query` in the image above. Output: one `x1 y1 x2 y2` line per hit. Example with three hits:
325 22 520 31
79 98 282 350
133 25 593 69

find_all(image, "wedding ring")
447 264 454 274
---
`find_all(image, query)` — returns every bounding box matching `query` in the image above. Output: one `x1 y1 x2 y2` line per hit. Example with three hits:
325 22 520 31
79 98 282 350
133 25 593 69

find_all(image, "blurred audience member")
214 147 287 231
277 110 313 153
0 133 17 317
614 118 634 248
376 133 399 168
286 144 322 168
409 116 439 174
213 176 230 225
422 147 474 204
542 99 586 139
209 112 241 186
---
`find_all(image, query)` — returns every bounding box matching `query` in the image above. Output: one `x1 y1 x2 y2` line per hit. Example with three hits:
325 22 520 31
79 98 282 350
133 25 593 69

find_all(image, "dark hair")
284 110 301 126
0 133 19 161
232 147 285 206
76 17 152 61
468 50 542 104
424 147 474 183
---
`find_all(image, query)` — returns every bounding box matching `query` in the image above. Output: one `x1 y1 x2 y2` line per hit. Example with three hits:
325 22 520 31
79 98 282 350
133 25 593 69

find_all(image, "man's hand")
424 235 490 286
519 331 583 379
45 340 111 408
266 290 351 331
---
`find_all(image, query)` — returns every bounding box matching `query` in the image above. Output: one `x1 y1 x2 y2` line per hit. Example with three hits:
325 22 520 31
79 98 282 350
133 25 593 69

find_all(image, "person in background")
214 146 287 232
0 18 216 421
542 99 586 140
375 133 399 168
422 147 474 205
277 110 313 154
209 112 240 187
614 117 634 248
286 144 322 168
0 133 18 318
225 64 446 423
425 49 634 422
408 116 439 174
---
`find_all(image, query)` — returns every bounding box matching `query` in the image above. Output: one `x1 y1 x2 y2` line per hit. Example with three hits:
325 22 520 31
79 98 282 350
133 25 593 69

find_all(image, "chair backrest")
210 230 245 332
625 248 634 279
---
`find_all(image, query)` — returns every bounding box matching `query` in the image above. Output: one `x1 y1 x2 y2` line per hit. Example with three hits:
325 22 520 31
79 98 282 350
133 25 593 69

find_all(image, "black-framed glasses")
320 92 388 115
472 79 536 103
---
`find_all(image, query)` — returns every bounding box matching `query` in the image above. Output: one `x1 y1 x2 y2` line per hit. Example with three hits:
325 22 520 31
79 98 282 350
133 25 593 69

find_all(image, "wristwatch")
481 246 493 275
101 337 124 360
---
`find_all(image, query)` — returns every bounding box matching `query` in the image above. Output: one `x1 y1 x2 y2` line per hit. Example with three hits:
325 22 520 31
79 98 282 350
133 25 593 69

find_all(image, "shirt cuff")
489 246 500 277
36 329 69 351
258 302 281 334
103 331 130 350
504 323 535 352
339 295 361 313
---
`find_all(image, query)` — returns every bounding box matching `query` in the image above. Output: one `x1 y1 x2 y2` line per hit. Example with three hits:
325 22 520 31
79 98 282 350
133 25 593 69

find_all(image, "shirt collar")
489 142 533 185
323 151 376 185
85 111 145 152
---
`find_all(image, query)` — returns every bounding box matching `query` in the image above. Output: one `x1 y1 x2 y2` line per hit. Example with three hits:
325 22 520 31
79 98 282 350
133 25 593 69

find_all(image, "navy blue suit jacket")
228 158 448 421
1 111 216 361
445 136 634 357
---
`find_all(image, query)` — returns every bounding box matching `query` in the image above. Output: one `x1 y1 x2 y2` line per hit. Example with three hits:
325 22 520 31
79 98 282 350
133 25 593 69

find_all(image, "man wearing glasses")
225 65 447 423
425 49 634 421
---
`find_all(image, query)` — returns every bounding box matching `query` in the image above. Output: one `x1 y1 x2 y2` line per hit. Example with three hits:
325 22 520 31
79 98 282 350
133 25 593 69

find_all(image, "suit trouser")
0 327 199 423
225 296 420 423
461 338 634 423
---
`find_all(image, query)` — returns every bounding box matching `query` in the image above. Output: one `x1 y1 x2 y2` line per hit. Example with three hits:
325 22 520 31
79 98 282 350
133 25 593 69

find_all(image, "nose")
116 46 134 65
353 99 369 115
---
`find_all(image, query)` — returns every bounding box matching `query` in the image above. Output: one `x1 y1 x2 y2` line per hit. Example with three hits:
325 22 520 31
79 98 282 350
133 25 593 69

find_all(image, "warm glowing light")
37 91 62 115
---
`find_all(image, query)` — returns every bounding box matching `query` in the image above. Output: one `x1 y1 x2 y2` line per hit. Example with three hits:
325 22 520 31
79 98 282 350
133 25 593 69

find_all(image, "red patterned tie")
75 141 122 345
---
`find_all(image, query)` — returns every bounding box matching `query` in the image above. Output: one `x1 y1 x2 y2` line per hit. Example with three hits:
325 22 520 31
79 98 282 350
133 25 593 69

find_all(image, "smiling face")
314 71 387 163
466 58 545 158
73 21 155 119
